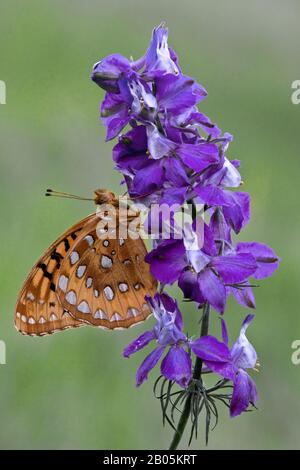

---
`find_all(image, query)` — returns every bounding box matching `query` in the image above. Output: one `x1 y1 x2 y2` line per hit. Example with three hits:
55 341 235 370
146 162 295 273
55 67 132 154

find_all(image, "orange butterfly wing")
15 214 97 336
56 227 157 329
15 199 158 335
57 221 157 329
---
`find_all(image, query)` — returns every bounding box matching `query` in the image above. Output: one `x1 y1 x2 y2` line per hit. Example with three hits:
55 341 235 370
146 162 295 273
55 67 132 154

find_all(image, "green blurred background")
0 0 299 450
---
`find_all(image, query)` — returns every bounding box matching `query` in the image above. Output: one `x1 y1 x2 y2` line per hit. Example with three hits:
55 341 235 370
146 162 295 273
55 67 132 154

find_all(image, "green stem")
168 302 210 450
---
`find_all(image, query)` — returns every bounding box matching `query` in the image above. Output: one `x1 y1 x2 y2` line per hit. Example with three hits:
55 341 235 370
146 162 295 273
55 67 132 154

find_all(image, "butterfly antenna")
45 189 94 201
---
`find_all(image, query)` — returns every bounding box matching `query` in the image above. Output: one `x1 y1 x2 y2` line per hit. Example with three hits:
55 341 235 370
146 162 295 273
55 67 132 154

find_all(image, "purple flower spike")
92 23 280 442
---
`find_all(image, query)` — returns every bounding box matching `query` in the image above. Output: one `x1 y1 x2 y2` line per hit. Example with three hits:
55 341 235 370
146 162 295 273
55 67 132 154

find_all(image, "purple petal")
131 55 146 71
162 157 189 187
219 158 242 187
176 142 219 172
156 74 207 115
122 125 148 149
195 189 250 235
101 89 127 116
230 369 258 417
231 159 240 168
178 270 205 304
204 156 241 188
106 116 131 141
231 314 257 370
146 125 176 160
184 111 221 138
91 54 132 92
113 126 148 171
223 192 250 233
161 346 192 388
198 268 227 314
158 292 177 314
123 330 155 358
191 336 231 363
160 186 188 205
210 208 232 245
195 185 232 207
212 253 257 284
183 222 202 251
149 293 186 346
199 360 236 381
101 92 130 141
131 160 165 197
168 47 181 73
156 292 184 332
188 250 211 273
183 225 211 272
136 346 165 386
229 283 256 309
145 239 186 284
128 78 157 116
144 25 179 76
190 336 235 380
240 314 255 334
202 223 218 257
236 242 280 280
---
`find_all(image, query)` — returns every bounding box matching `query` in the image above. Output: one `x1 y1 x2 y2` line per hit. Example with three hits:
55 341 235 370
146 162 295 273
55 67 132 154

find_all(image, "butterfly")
15 189 157 336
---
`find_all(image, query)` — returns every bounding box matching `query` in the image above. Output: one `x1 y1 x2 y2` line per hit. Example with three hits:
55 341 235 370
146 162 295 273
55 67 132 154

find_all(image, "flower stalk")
169 302 210 450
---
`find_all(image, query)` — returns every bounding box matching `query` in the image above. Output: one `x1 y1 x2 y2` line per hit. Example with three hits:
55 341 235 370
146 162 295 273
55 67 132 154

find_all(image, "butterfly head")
94 189 118 207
